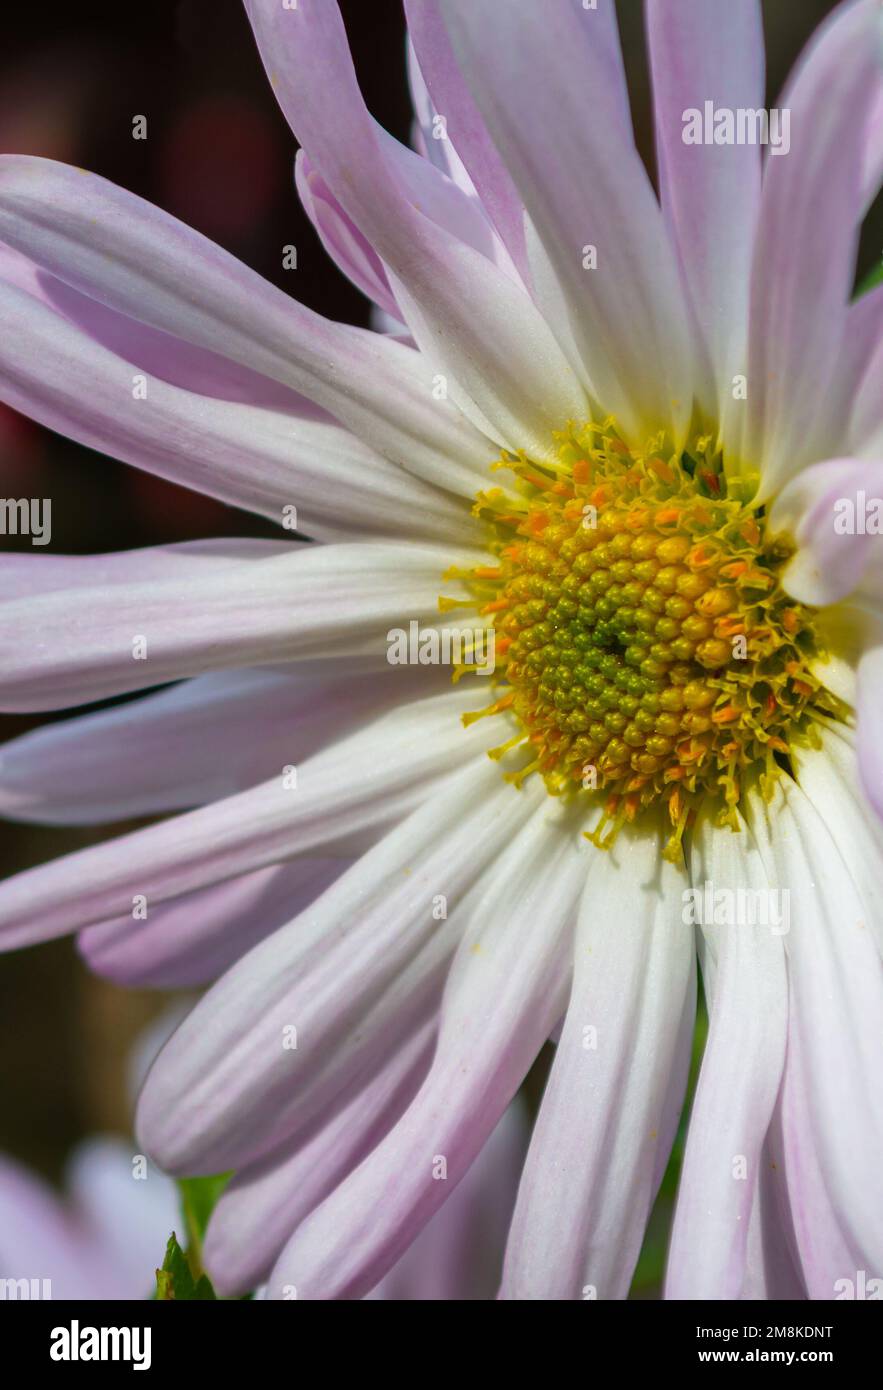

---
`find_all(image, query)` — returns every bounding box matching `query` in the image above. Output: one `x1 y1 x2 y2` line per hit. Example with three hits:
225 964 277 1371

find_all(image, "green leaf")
856 260 883 299
178 1173 232 1250
155 1232 217 1301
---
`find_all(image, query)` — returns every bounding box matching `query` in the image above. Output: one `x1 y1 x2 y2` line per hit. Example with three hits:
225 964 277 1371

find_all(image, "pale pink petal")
244 0 588 458
0 156 493 493
432 0 696 446
405 38 478 199
770 457 883 608
745 0 883 495
0 665 431 825
368 1099 530 1301
263 804 587 1300
0 540 488 711
136 762 543 1176
646 0 763 416
862 77 883 214
740 1149 807 1300
0 685 497 949
204 1020 435 1296
0 238 325 413
404 0 538 280
501 822 695 1300
295 151 403 323
79 856 348 988
745 774 883 1294
665 802 788 1300
0 278 472 542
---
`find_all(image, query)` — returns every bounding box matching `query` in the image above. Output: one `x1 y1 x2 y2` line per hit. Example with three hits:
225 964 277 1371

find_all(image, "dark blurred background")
0 0 878 1290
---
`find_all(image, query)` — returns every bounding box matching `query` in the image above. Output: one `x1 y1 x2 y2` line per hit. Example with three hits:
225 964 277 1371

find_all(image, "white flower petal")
666 801 787 1300
0 540 489 712
434 0 696 446
263 802 587 1299
136 762 543 1176
744 775 883 1294
0 155 493 493
0 685 499 948
501 820 694 1301
245 0 588 458
744 0 883 495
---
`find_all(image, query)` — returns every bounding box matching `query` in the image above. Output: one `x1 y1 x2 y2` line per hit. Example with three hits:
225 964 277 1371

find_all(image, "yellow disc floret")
447 421 844 860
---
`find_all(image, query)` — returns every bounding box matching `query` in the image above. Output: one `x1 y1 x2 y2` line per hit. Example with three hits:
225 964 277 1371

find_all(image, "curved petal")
368 1099 530 1301
0 239 327 414
431 0 695 447
791 722 883 957
501 820 694 1301
850 290 883 459
244 0 589 459
0 664 432 825
405 38 478 198
744 774 883 1294
0 540 489 712
0 155 494 494
78 856 349 989
744 0 883 495
856 620 883 820
770 457 883 609
0 685 499 949
665 800 787 1300
203 1020 435 1296
263 802 587 1300
294 151 403 324
646 0 763 418
0 278 472 543
404 1 535 281
862 76 883 215
136 761 543 1177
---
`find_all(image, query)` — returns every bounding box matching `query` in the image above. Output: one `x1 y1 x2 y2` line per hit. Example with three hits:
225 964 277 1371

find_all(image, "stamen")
453 420 846 851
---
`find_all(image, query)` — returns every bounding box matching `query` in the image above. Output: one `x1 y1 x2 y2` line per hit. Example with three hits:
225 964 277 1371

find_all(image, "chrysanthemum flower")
0 0 881 1300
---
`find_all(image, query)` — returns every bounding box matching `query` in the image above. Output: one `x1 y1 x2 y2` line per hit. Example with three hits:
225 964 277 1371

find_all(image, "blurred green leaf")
856 260 883 298
179 1173 232 1249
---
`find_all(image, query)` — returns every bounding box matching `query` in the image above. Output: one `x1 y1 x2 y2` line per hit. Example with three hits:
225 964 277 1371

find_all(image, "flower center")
448 421 843 859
